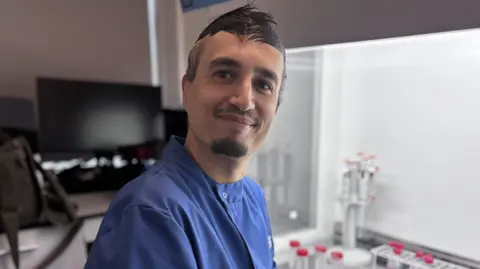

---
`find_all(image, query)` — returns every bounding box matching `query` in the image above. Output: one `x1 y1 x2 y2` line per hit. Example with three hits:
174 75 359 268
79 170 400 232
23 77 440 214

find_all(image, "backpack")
0 129 83 269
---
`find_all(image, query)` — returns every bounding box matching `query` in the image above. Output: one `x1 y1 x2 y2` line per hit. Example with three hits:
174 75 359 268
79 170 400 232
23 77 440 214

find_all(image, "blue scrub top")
84 136 277 269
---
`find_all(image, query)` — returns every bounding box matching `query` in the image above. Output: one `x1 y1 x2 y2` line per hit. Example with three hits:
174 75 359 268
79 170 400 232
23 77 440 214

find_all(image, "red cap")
289 240 301 248
331 251 344 260
416 251 424 258
388 241 404 249
393 247 402 255
424 255 434 264
315 245 327 253
296 248 309 257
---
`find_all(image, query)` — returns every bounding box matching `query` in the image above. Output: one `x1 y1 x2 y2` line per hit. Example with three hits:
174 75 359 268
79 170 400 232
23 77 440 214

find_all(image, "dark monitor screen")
163 109 188 141
36 78 162 155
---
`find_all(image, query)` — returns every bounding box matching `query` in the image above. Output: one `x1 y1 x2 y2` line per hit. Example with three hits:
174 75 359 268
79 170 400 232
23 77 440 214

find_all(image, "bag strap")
0 132 21 268
0 212 20 268
32 218 84 269
36 164 77 221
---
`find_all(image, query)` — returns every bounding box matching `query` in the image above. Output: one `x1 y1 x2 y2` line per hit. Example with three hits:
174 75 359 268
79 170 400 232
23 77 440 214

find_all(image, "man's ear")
275 94 282 113
182 75 189 105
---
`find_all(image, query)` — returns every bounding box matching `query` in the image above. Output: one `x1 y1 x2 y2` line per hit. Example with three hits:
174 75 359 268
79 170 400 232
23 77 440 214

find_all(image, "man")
84 4 286 269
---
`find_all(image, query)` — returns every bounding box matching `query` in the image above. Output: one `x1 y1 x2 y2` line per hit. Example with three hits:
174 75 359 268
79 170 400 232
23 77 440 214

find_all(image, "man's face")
182 32 284 158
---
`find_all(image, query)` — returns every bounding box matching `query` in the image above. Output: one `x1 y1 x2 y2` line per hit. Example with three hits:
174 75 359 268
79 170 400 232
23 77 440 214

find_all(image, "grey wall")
184 0 480 49
0 0 150 101
269 0 480 48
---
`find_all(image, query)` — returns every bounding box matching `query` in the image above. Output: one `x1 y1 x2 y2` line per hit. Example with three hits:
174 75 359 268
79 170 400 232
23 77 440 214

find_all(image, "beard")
210 138 248 158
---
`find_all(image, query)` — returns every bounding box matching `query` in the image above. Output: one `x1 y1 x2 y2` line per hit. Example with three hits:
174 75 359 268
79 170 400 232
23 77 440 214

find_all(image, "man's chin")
210 138 248 158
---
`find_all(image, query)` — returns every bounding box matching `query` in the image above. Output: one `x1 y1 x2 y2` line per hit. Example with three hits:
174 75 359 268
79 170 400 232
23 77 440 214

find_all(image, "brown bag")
0 130 83 269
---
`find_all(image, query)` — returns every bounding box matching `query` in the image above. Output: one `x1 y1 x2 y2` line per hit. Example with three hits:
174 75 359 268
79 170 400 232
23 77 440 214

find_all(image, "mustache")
214 106 259 126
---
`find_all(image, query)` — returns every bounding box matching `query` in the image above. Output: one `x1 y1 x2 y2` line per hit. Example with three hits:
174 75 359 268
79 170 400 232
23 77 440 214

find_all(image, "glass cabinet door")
246 48 323 236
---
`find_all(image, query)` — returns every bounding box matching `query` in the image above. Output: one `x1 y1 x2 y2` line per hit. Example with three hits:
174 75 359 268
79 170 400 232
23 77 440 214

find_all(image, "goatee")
210 138 248 158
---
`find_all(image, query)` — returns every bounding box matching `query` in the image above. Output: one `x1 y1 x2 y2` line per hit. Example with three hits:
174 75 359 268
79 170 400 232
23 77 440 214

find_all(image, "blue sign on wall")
180 0 232 13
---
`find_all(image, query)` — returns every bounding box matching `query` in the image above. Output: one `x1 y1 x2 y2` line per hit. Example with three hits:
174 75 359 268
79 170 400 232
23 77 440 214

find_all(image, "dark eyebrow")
254 66 278 85
208 57 242 70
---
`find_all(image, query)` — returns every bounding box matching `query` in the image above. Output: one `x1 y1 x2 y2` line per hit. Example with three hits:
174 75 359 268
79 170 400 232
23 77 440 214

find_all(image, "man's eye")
214 71 232 80
254 80 273 92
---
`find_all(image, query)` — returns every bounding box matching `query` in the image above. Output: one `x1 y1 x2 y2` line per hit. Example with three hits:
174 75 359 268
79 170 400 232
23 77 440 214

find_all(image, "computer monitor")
0 97 38 152
163 109 188 141
36 78 163 157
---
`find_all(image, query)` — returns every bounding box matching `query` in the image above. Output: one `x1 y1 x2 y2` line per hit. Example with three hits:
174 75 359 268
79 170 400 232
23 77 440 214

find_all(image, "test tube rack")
371 245 470 269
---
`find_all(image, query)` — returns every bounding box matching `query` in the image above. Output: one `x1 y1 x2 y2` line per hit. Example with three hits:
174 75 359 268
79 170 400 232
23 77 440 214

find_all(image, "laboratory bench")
272 222 480 269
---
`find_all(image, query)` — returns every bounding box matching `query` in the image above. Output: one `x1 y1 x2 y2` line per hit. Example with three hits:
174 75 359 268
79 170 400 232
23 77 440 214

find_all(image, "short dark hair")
184 3 286 107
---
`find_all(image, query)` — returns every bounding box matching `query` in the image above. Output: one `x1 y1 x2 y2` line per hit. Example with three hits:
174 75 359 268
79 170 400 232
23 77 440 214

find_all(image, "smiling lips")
218 114 256 126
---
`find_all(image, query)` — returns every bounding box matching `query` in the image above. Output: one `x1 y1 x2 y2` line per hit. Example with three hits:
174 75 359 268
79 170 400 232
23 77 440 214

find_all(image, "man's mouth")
217 114 256 126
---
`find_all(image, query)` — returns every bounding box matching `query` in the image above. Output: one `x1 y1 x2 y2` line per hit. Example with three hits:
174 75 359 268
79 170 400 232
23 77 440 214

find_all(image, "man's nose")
229 80 255 111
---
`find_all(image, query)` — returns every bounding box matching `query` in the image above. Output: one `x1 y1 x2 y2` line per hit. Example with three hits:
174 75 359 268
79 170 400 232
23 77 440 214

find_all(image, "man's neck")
184 133 248 184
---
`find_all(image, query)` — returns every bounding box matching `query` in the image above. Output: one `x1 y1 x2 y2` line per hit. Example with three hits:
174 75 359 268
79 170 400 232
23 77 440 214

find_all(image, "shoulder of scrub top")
100 162 197 231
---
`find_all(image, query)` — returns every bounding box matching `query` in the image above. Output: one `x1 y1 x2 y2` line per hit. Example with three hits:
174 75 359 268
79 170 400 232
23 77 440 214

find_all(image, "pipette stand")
328 154 378 267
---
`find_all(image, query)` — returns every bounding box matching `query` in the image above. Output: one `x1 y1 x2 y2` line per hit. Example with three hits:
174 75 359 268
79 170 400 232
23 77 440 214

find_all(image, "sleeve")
84 205 198 269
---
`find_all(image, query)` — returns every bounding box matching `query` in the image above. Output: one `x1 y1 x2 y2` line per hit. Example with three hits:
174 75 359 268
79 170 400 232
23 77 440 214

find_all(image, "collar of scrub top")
161 136 245 204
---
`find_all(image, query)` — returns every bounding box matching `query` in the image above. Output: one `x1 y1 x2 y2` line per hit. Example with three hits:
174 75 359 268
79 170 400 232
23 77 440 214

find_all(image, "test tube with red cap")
289 240 301 267
409 251 425 269
328 251 344 268
386 247 403 269
293 248 309 269
415 251 424 263
423 254 435 267
313 245 327 269
388 241 405 251
290 240 301 249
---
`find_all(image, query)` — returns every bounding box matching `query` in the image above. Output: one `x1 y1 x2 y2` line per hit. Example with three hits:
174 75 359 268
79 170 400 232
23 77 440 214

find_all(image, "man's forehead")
198 32 284 72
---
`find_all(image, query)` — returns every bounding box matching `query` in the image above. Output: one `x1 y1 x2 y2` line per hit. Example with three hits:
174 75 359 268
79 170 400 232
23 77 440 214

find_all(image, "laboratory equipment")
386 247 402 269
313 245 327 269
327 251 345 268
409 250 425 268
288 240 302 268
415 251 424 260
328 153 379 267
256 146 296 223
371 244 471 269
388 241 405 250
423 255 435 267
290 240 301 249
357 153 378 238
293 248 310 269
